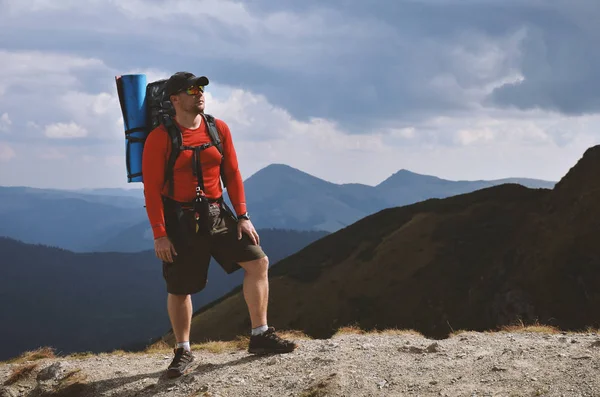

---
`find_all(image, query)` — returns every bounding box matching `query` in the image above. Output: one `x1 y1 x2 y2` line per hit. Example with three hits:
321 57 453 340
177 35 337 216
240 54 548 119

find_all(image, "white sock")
177 341 191 351
251 325 269 336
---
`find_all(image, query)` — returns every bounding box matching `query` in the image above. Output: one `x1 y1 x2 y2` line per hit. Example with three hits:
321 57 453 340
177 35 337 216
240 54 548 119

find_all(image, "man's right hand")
154 236 177 263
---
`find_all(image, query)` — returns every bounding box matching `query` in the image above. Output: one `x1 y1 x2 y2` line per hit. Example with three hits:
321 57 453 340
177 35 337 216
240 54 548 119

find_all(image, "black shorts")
161 197 266 295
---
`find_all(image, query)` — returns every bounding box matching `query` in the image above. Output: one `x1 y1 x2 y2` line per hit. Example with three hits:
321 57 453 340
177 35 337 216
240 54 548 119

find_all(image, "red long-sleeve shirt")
141 117 247 239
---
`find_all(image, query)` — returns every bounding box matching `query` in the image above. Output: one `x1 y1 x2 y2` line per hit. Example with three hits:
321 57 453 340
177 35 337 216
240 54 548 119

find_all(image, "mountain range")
0 165 556 253
0 227 327 361
159 147 600 346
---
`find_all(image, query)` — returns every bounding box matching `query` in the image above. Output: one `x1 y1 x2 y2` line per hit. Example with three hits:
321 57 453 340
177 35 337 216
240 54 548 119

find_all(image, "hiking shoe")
166 347 195 378
248 327 297 355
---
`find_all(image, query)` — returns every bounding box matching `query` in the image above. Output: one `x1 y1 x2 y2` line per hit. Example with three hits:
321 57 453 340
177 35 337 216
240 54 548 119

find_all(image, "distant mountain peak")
260 163 295 170
376 168 445 189
256 163 311 174
246 163 331 186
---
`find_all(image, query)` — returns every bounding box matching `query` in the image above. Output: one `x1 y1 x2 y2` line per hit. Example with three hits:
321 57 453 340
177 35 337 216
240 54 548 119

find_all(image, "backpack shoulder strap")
202 113 223 155
161 115 182 197
201 113 228 188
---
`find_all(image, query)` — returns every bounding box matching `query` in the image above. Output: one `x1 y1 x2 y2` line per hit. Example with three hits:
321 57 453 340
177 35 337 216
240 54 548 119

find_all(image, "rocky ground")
1 328 599 397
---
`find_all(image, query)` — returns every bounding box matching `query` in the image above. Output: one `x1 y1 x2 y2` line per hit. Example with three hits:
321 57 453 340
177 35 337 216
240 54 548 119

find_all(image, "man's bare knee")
240 256 269 277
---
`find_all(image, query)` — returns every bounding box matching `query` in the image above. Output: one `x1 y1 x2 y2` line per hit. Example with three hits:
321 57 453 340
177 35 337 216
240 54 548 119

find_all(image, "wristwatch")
238 212 250 220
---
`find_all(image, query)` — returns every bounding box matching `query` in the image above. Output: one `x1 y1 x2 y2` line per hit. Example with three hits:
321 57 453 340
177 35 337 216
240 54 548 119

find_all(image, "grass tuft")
498 319 561 334
144 340 171 354
334 326 425 338
5 346 56 364
192 336 249 354
277 330 313 340
4 363 39 385
333 325 366 336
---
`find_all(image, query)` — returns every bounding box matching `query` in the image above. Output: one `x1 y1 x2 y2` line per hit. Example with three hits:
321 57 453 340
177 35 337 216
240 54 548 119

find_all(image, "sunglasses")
184 86 204 95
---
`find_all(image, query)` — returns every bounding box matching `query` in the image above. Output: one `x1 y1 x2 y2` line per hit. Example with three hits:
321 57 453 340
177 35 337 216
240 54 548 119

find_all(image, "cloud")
44 122 88 139
0 74 597 189
1 0 600 190
3 0 599 129
0 49 114 147
205 84 600 187
0 142 16 162
0 50 106 97
0 113 11 132
488 16 600 115
57 91 123 141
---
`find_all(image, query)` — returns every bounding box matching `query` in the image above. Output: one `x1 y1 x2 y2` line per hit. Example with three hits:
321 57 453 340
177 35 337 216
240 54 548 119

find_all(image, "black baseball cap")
165 72 209 97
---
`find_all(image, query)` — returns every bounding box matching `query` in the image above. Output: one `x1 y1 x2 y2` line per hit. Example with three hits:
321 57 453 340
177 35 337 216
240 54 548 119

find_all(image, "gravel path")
1 330 599 396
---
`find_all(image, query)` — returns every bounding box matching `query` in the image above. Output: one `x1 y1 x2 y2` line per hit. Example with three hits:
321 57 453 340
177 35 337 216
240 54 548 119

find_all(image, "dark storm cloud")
1 0 599 134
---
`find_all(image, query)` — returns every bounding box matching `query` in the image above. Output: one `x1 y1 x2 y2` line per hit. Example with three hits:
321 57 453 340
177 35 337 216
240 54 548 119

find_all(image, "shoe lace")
171 349 192 365
263 329 291 345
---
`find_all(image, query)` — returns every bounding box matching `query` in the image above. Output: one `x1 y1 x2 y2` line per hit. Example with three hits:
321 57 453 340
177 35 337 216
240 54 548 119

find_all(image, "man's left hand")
238 219 260 245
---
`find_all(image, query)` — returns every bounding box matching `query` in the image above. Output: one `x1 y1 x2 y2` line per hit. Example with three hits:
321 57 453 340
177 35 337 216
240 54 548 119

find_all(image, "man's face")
172 86 205 114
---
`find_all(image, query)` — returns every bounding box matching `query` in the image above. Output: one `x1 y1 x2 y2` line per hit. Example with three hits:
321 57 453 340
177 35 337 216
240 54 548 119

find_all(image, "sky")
1 0 599 189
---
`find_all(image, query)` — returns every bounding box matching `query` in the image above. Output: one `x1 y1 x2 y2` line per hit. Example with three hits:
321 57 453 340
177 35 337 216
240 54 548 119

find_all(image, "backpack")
145 79 227 197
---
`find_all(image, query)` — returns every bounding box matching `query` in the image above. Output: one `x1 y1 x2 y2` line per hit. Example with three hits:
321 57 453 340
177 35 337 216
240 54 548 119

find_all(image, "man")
142 71 296 378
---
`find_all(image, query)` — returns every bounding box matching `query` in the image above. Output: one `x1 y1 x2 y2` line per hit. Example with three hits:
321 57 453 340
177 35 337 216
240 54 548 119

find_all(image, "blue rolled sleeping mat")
115 74 147 183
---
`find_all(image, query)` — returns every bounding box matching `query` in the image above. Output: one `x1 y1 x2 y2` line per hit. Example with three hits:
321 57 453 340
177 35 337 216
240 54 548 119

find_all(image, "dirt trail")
1 330 599 397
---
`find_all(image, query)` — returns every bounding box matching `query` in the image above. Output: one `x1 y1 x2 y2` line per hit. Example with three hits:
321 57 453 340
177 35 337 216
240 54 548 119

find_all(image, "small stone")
427 343 440 353
185 375 199 384
399 345 425 354
37 362 68 381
